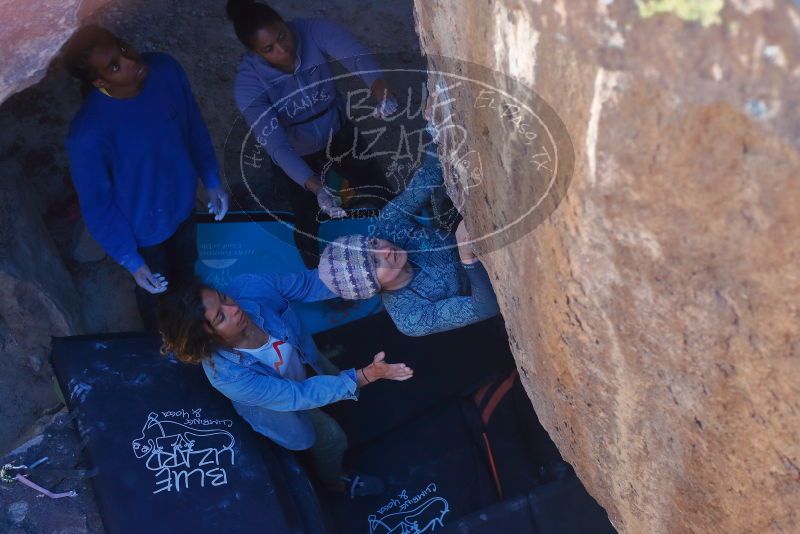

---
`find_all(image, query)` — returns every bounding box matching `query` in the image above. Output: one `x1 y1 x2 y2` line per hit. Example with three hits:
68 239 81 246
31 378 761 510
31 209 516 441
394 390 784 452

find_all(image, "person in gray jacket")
227 0 398 267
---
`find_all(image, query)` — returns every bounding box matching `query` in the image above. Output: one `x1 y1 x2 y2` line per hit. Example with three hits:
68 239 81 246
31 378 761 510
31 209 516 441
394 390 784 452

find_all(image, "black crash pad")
50 334 325 534
317 312 515 447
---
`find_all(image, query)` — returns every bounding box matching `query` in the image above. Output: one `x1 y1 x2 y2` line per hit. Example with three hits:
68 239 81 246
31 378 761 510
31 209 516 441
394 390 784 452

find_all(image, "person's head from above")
159 278 251 364
319 235 411 300
225 0 295 71
62 25 148 97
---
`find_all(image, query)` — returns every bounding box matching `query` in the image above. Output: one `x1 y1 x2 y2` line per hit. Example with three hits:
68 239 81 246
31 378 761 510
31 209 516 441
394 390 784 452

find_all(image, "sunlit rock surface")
414 1 800 532
0 0 110 103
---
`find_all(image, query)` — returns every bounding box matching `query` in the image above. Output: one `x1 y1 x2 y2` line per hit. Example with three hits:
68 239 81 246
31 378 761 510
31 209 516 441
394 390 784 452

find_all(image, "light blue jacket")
202 271 359 450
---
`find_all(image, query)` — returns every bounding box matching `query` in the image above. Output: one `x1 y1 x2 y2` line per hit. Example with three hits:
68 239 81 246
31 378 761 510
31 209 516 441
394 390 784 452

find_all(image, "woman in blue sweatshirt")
63 25 229 330
227 0 397 268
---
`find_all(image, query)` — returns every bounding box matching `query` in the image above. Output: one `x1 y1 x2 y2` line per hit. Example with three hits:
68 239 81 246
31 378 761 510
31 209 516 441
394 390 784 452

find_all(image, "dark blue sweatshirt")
66 52 220 273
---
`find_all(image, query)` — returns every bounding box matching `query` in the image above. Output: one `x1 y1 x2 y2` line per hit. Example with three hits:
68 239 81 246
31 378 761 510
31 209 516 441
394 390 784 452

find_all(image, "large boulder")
0 0 110 104
0 0 111 454
414 1 800 532
0 158 83 451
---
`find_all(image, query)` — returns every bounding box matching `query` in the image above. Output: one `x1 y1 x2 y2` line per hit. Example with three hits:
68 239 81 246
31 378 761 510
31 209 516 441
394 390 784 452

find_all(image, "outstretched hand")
132 264 168 294
359 352 414 386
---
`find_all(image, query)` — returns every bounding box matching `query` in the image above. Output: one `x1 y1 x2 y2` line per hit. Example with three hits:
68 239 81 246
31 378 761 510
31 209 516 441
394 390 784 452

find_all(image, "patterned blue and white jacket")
372 163 501 337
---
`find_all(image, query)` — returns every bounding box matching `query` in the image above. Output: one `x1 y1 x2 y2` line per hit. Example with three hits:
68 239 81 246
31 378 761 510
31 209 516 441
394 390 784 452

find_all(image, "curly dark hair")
225 0 283 49
61 24 118 83
158 278 225 365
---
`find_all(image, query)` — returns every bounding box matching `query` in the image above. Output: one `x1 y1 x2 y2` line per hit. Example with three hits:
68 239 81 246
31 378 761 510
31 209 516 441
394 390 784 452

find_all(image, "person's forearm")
304 174 322 194
370 78 392 102
356 365 374 388
464 261 500 317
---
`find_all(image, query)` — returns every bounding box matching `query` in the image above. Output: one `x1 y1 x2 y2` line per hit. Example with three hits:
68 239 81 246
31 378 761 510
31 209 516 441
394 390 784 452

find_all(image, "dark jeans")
135 217 197 332
304 409 348 489
278 119 392 268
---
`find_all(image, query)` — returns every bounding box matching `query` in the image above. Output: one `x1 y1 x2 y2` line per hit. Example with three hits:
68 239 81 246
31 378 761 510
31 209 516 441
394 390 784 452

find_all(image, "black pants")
277 119 392 268
135 217 198 332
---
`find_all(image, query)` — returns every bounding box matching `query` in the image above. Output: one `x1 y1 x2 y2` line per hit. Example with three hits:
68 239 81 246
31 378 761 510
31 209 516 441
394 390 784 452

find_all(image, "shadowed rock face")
0 0 109 104
414 1 800 532
0 0 109 452
0 157 83 450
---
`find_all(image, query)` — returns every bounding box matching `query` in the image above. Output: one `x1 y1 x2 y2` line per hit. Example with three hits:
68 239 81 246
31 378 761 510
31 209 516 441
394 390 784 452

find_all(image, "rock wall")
0 157 84 450
0 0 111 452
414 1 800 532
0 0 110 104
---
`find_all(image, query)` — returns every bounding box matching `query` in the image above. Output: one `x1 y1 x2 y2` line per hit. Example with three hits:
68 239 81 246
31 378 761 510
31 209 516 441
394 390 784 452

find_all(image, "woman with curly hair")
159 270 413 497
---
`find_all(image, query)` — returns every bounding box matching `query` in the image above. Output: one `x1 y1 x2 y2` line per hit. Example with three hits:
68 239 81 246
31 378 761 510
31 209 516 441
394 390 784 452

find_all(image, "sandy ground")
0 0 420 453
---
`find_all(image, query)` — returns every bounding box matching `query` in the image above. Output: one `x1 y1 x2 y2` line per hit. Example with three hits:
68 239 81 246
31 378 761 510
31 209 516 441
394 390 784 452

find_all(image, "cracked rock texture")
0 0 110 103
414 1 800 532
0 157 83 453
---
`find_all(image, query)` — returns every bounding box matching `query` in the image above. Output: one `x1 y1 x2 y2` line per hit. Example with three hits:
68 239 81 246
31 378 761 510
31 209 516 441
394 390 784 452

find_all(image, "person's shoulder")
234 53 264 87
203 352 247 384
291 17 342 44
144 52 188 87
288 18 315 32
225 273 280 299
67 103 92 136
292 17 337 29
224 273 255 296
382 281 418 305
66 95 108 147
234 53 279 108
382 295 424 337
144 51 181 72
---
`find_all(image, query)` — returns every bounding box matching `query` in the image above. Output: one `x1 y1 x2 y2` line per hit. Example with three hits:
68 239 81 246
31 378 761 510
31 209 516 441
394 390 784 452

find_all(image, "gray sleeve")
233 66 315 185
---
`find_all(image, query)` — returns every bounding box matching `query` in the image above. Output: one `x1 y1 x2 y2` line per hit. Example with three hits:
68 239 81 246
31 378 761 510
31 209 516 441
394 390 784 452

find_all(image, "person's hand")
132 264 168 294
207 187 229 221
370 78 398 120
456 220 478 264
316 189 346 219
358 351 413 386
373 96 398 119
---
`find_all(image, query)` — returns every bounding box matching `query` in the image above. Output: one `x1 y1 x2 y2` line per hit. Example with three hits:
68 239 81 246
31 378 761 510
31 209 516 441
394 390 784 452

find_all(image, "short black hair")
61 24 118 83
225 0 283 49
